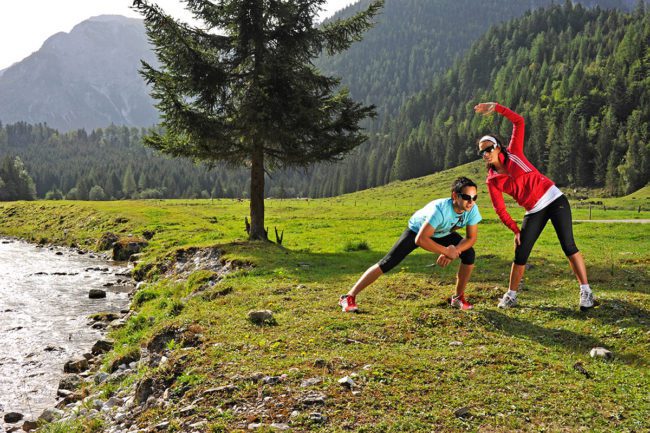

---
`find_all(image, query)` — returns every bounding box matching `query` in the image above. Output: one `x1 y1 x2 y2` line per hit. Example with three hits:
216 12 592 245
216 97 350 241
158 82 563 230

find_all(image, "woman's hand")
437 254 452 267
514 232 521 248
474 102 496 115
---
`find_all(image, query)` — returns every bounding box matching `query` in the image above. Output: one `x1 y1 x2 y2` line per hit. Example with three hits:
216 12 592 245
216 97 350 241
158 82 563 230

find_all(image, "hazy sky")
0 0 357 70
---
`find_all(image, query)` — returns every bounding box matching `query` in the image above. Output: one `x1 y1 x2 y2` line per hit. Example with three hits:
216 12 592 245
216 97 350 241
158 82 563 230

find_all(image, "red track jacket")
486 104 556 234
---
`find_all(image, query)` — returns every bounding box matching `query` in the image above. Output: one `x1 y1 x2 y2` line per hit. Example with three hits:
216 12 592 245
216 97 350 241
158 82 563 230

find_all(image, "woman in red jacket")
474 102 595 311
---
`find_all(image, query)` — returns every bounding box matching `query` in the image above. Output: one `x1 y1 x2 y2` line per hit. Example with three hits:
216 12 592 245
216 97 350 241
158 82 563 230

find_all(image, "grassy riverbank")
1 161 648 432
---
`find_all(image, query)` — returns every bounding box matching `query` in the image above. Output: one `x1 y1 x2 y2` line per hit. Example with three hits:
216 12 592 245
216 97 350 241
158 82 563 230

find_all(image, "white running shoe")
497 293 518 309
579 290 594 311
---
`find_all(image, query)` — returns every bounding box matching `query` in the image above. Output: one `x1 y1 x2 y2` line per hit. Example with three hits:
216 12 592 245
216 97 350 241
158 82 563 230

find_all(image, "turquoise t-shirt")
407 198 482 238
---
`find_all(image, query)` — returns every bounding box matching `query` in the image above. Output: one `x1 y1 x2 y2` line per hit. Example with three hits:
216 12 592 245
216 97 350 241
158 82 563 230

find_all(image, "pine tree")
0 156 36 201
133 0 382 239
122 165 138 198
89 185 108 201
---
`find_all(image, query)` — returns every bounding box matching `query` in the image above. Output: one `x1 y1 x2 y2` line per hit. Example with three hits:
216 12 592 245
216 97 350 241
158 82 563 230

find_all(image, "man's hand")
445 244 460 259
514 232 521 248
437 254 452 267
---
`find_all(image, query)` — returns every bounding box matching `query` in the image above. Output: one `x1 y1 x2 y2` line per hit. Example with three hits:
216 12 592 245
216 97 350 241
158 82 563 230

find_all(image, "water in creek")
0 238 130 420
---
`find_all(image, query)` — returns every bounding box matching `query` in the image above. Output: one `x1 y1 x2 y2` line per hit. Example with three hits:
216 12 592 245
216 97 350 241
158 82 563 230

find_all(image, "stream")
0 238 130 421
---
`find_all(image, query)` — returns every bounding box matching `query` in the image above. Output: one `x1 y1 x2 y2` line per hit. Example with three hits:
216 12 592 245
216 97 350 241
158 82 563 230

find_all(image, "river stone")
105 397 124 408
309 413 326 423
92 339 114 355
4 412 23 423
57 389 74 398
203 385 238 396
58 374 82 390
38 408 64 423
89 311 120 322
64 357 89 373
89 289 107 299
263 375 281 385
248 310 275 325
190 421 208 430
338 376 355 388
301 377 322 387
96 232 119 250
22 419 39 431
94 372 110 385
300 392 326 406
134 378 155 404
108 350 141 373
590 347 613 360
113 240 148 261
179 405 196 416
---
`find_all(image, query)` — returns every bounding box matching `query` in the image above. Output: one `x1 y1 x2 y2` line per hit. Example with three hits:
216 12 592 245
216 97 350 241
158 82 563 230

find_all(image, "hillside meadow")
0 161 648 432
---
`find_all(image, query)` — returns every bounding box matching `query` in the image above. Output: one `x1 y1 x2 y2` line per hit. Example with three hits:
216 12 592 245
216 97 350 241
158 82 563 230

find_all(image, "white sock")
507 290 518 298
580 284 591 293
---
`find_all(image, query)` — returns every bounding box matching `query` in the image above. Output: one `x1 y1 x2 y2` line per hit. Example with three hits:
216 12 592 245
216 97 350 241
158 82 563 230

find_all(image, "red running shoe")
339 294 358 312
450 294 473 310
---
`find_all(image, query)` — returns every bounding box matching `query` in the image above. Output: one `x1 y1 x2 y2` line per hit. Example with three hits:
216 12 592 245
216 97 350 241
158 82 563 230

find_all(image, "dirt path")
574 219 650 223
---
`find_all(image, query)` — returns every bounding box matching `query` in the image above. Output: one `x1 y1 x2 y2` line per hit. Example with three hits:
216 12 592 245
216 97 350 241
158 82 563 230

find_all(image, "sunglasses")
459 193 478 202
478 144 497 156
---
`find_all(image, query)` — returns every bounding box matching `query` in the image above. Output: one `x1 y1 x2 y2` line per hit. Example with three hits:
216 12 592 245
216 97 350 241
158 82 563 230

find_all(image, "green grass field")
1 161 648 432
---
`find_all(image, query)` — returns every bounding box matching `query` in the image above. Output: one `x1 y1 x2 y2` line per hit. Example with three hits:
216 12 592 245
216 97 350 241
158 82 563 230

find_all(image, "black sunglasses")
459 193 478 202
478 144 497 156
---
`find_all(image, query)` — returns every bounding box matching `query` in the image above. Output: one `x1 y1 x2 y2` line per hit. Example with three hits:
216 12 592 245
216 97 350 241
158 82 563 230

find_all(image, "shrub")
133 289 158 307
343 240 370 252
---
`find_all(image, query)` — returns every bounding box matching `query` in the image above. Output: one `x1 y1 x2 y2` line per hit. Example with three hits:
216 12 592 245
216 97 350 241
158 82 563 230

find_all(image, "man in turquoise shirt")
339 177 482 312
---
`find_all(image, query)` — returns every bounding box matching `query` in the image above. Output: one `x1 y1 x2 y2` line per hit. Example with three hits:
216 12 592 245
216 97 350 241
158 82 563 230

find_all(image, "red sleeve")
495 103 525 154
488 180 520 234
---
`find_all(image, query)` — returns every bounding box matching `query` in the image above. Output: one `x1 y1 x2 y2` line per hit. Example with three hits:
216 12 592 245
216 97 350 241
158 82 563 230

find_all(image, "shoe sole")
339 303 358 313
579 299 599 312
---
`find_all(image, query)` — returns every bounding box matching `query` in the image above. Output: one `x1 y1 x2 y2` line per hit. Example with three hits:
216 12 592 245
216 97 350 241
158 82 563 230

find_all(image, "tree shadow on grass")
478 309 647 366
536 299 650 331
479 309 602 352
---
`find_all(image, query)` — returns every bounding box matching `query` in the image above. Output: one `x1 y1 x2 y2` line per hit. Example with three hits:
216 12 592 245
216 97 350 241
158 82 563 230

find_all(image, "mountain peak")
0 15 158 131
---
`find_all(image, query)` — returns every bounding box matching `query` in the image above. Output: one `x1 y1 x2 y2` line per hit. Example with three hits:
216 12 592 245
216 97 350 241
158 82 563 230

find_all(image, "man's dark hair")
451 177 477 195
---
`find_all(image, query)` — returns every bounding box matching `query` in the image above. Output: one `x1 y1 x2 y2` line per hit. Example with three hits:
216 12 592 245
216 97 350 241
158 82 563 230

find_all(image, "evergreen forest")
0 1 648 200
307 1 650 197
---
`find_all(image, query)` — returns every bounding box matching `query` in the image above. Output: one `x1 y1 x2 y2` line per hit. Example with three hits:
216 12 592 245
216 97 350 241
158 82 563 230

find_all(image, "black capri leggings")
377 228 475 273
514 194 579 265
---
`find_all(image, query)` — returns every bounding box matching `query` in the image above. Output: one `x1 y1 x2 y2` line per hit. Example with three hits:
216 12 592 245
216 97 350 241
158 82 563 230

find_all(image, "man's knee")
460 247 475 265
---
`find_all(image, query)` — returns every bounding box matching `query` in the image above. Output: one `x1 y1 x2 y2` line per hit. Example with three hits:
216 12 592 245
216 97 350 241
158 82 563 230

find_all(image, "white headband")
479 135 498 146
